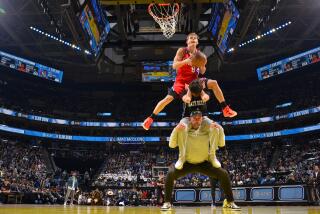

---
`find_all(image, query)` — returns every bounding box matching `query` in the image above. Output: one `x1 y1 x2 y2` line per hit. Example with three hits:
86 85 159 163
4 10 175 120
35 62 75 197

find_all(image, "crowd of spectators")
0 139 95 204
0 139 65 203
94 140 320 189
0 137 319 205
270 139 320 185
52 149 106 161
220 143 274 186
93 151 175 187
76 188 158 206
0 140 50 193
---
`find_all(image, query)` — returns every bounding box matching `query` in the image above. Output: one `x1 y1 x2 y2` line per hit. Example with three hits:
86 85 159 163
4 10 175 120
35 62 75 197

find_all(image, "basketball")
191 51 207 67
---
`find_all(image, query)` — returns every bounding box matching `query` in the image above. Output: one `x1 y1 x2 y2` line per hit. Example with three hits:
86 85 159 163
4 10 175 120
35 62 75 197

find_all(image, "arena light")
227 21 292 53
208 112 221 115
97 112 112 116
275 102 292 109
227 47 235 53
0 7 5 14
29 26 92 55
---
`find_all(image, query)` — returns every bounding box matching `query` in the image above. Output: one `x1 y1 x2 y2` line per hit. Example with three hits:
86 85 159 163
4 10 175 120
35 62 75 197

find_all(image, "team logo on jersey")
192 66 200 75
187 100 205 107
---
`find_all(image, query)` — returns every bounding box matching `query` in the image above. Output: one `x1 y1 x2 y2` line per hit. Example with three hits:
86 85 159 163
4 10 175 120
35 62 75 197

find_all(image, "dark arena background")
0 0 319 213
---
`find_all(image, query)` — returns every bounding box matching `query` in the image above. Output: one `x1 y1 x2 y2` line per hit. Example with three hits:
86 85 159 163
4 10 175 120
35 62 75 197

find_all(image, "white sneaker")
211 203 216 209
63 202 67 206
174 159 184 170
222 199 241 210
161 202 172 211
209 155 221 168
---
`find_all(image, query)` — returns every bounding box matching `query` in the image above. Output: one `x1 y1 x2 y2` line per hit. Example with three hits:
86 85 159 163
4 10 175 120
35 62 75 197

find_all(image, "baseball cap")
190 110 202 117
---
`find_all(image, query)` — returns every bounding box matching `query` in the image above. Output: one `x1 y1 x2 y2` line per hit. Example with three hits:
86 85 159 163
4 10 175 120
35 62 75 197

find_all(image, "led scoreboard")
142 61 176 82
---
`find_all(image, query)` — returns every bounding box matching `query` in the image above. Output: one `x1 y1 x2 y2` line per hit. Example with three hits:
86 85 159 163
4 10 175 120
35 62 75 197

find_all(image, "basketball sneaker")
161 202 172 211
222 199 241 210
142 117 153 130
222 106 237 118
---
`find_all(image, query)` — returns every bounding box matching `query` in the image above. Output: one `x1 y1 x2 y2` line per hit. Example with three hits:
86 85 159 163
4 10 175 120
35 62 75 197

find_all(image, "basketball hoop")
148 3 180 39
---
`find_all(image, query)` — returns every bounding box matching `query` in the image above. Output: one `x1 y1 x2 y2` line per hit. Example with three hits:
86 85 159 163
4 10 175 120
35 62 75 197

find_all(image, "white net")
148 3 180 39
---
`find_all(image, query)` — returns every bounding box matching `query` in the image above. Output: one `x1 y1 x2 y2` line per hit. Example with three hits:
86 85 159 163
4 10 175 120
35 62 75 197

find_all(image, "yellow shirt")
185 129 209 164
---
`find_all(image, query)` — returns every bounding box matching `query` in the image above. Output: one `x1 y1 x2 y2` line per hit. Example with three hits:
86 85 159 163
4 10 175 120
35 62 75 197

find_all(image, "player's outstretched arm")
173 48 192 70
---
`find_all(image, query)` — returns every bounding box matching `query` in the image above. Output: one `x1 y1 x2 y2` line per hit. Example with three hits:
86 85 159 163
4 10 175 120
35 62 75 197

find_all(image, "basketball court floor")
0 205 319 214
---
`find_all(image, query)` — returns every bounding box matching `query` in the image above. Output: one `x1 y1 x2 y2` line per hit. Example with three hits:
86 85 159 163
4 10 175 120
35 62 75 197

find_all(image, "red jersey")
173 48 200 95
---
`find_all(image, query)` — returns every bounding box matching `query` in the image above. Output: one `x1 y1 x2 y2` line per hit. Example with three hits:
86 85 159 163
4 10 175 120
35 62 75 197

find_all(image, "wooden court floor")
0 205 319 214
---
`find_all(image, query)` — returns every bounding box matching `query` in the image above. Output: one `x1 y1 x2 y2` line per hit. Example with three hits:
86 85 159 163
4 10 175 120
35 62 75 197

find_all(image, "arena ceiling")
0 0 319 81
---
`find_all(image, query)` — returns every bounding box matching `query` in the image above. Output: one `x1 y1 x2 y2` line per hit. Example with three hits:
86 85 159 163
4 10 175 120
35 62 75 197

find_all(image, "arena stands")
0 65 319 122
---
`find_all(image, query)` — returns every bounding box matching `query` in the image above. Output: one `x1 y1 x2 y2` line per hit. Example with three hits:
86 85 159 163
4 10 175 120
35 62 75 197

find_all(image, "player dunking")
142 32 237 130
